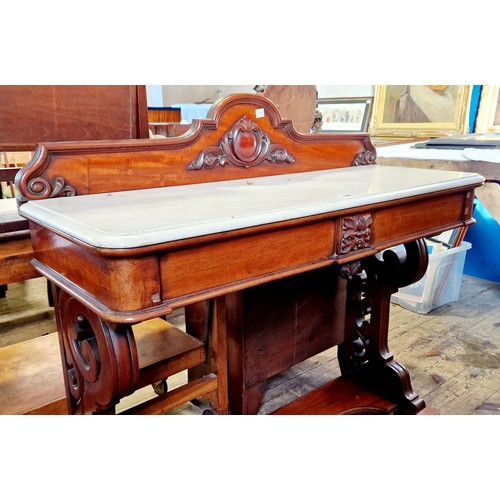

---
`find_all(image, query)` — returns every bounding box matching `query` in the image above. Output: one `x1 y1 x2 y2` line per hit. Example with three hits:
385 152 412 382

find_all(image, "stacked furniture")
0 85 149 298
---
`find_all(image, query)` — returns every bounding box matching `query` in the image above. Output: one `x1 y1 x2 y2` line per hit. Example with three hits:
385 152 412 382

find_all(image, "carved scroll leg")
53 285 139 415
338 240 429 414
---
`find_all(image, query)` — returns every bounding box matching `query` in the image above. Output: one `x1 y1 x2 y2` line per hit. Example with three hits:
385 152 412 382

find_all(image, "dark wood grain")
0 85 149 149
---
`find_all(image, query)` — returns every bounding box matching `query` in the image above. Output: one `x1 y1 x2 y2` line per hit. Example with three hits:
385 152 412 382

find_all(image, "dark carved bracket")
188 116 295 170
27 176 76 199
339 260 362 280
353 150 376 166
352 137 377 166
341 214 373 254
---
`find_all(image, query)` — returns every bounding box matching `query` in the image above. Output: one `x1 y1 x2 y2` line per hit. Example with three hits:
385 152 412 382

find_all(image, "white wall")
317 85 374 98
146 85 375 107
157 85 254 106
146 85 164 107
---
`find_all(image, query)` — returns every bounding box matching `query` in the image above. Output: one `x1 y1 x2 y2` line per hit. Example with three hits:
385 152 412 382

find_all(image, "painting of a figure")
370 85 471 138
388 85 458 123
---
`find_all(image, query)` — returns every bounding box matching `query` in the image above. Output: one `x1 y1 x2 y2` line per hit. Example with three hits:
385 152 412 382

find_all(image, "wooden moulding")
28 222 163 318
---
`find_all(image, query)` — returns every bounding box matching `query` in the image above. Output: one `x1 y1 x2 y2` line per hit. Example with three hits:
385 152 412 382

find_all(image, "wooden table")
376 140 500 188
15 94 484 414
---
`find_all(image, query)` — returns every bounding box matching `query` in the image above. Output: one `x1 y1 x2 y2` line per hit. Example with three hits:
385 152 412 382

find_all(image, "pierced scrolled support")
375 238 429 289
338 239 429 413
55 288 139 414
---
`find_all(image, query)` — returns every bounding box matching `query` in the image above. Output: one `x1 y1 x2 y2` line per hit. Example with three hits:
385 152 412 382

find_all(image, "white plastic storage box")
391 241 471 314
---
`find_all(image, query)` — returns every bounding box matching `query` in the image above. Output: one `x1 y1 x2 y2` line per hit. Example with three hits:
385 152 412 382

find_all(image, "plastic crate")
391 241 471 314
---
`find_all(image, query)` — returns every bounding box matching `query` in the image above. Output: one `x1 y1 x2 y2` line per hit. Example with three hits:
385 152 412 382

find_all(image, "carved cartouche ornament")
188 116 295 170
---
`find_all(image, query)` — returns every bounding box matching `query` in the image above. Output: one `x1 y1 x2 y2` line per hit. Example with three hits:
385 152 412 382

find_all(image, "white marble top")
19 165 484 249
377 141 500 163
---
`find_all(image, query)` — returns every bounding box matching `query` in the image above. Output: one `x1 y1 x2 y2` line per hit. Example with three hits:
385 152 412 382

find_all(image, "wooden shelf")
134 318 205 389
271 377 398 415
0 318 205 415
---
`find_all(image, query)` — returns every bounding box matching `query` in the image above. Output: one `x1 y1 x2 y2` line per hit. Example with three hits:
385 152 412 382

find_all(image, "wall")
146 86 164 107
146 85 375 107
317 85 374 98
159 85 254 106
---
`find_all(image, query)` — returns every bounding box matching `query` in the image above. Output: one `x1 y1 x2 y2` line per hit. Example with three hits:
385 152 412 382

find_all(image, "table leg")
338 239 429 414
185 298 230 415
185 268 345 415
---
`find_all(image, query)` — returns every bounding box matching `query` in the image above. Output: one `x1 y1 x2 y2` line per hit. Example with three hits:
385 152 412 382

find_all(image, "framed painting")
475 85 500 133
317 98 372 133
369 85 472 138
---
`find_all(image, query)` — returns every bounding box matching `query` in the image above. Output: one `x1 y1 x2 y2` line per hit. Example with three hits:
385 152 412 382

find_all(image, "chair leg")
47 280 54 307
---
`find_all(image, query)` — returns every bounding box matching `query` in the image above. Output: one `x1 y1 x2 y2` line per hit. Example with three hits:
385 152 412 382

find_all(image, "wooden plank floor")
1 275 500 415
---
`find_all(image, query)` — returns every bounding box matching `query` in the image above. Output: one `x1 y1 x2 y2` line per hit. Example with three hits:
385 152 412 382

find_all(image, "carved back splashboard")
16 93 376 202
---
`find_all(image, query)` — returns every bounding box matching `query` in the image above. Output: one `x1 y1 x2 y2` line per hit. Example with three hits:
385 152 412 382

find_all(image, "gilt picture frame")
475 85 500 133
369 85 472 138
317 98 372 133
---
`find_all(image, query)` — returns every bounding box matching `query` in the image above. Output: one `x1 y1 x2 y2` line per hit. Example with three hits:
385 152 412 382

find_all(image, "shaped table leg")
338 239 429 414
